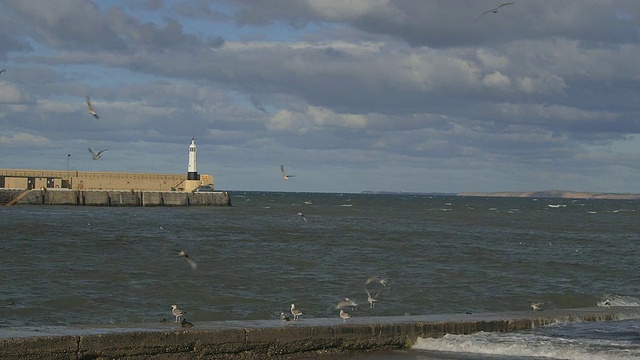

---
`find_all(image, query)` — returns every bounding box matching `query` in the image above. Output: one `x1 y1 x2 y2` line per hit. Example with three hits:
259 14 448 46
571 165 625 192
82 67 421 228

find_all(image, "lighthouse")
187 138 199 180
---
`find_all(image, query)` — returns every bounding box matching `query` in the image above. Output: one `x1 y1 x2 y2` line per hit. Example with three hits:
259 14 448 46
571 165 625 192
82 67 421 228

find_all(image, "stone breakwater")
1 307 638 359
0 189 231 206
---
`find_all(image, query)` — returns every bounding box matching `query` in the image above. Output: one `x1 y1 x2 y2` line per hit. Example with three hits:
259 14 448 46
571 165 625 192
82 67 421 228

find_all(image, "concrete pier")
1 307 638 359
1 189 231 207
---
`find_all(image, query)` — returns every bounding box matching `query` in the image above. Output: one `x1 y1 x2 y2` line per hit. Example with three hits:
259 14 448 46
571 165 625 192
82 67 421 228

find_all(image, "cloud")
0 0 639 193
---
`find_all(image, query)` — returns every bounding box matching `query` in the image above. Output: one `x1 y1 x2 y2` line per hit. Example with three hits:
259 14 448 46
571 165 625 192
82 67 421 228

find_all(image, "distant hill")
456 190 640 200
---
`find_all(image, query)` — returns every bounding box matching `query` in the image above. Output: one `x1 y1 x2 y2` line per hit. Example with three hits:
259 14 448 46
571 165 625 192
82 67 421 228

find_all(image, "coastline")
2 307 639 359
456 190 640 200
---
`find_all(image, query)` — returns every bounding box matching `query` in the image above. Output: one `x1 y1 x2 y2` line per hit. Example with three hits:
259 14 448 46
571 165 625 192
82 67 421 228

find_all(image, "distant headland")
362 190 640 200
456 190 640 200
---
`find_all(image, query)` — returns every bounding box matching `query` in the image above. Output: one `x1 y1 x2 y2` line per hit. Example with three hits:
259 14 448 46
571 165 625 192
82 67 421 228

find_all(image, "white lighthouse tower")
187 138 199 180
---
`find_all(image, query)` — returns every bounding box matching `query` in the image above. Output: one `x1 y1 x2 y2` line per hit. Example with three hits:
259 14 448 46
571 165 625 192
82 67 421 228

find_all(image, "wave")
597 295 640 308
412 329 640 360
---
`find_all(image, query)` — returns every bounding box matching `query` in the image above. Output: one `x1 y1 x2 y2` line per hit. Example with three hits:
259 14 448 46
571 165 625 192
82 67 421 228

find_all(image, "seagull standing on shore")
280 312 291 324
290 303 303 321
476 2 515 20
171 304 186 322
339 309 351 323
176 249 198 269
86 96 100 119
281 165 296 180
88 148 108 160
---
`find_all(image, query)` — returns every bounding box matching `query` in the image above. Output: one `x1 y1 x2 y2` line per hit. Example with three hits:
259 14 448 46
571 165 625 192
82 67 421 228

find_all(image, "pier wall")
0 307 638 359
1 189 231 207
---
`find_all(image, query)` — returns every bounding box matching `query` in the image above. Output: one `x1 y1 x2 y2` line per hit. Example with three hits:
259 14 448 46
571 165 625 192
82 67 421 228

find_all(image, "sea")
1 191 639 359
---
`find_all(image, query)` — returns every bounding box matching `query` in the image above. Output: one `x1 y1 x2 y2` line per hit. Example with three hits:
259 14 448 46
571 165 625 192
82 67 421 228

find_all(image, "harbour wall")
1 307 638 359
1 189 231 207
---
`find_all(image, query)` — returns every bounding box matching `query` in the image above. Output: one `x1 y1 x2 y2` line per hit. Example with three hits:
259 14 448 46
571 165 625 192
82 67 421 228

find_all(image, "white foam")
597 295 640 308
412 332 640 360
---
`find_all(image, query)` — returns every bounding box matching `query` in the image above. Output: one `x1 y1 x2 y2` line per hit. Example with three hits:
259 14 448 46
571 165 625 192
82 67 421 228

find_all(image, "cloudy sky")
1 0 639 194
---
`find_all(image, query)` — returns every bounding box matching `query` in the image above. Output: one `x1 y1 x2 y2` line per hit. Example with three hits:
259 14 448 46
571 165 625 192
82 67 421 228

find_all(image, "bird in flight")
88 148 108 160
297 212 308 223
176 249 198 269
86 96 100 119
477 2 514 20
281 165 296 180
0 69 6 76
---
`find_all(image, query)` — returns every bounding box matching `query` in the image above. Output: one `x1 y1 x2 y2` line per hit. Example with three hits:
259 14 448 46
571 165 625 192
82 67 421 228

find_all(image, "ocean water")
1 192 639 359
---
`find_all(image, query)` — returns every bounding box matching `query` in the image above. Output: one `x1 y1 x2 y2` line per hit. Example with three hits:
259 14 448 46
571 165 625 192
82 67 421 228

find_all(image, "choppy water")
1 192 639 359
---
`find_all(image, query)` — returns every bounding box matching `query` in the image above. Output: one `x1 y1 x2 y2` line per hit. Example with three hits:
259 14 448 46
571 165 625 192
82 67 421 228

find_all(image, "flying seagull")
0 69 6 76
86 96 100 119
365 288 380 309
335 298 358 311
365 276 388 287
281 165 296 180
530 302 543 311
297 212 308 222
88 148 108 160
477 2 514 20
176 249 198 269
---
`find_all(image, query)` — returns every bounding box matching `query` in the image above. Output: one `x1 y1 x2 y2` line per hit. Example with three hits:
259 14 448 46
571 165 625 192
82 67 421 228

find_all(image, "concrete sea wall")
1 189 231 207
1 307 638 359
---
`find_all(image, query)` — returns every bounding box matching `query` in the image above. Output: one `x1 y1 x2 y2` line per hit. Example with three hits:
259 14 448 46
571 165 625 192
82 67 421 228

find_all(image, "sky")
1 0 640 194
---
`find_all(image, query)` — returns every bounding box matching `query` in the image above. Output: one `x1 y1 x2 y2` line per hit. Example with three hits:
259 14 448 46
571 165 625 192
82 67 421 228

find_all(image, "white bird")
477 2 515 20
339 309 351 323
530 302 543 311
365 276 388 287
335 298 358 311
280 312 291 324
88 148 108 160
281 165 296 180
297 212 308 222
290 303 303 321
365 288 379 308
176 249 197 269
171 304 186 322
86 96 100 119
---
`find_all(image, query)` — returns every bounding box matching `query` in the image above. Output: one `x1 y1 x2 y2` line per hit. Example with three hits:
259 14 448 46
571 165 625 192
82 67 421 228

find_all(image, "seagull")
530 302 543 311
0 69 5 76
297 212 308 222
181 318 193 328
86 96 100 119
176 249 198 269
281 165 296 180
365 288 379 308
476 2 515 20
280 312 291 324
365 276 388 287
171 304 186 322
339 309 351 323
604 299 611 308
335 298 358 311
88 148 108 160
290 303 303 321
